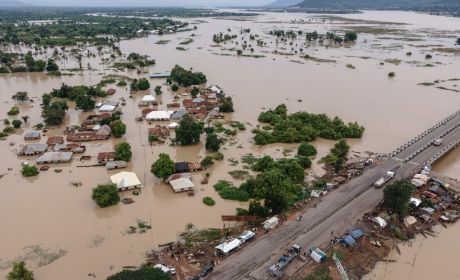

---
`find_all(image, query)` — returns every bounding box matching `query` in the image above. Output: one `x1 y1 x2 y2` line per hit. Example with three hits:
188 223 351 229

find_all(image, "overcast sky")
21 0 274 7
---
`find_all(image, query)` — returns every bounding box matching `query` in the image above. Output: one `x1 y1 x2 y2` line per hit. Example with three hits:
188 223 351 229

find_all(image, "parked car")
188 276 200 280
199 264 214 277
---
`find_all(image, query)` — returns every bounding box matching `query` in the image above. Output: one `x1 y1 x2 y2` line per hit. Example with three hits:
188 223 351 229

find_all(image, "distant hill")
295 0 460 9
267 0 304 8
0 0 30 7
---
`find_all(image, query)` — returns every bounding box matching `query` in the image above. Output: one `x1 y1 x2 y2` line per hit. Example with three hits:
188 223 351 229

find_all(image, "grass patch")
418 82 435 86
213 180 249 201
155 40 170 45
384 58 401 65
432 48 460 54
183 228 222 244
179 38 194 45
304 55 336 63
228 170 250 180
304 266 333 280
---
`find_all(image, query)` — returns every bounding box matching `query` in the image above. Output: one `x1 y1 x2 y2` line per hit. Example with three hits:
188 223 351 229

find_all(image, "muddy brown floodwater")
0 9 460 280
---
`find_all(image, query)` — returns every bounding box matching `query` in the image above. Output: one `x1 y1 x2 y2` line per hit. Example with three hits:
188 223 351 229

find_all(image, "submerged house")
67 125 111 142
18 144 48 156
171 108 187 120
174 162 189 173
53 143 86 153
146 111 173 121
24 131 41 141
98 152 116 164
36 152 73 164
46 136 64 146
106 161 127 170
110 171 142 191
174 162 202 173
148 126 170 138
169 177 195 193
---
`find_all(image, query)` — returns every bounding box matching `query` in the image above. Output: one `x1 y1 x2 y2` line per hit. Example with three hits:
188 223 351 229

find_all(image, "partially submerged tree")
7 261 34 280
92 183 120 208
115 142 132 162
151 153 175 181
21 165 39 177
12 119 22 128
46 59 59 72
154 85 162 95
11 91 29 102
344 31 358 42
219 97 234 113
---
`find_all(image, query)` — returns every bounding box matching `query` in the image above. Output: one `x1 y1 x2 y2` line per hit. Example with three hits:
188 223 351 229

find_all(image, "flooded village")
1 5 460 280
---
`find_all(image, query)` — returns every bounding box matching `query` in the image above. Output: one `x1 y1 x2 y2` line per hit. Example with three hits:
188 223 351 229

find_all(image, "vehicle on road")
433 138 443 146
373 171 395 188
309 247 327 263
199 264 214 277
188 276 200 280
268 244 302 277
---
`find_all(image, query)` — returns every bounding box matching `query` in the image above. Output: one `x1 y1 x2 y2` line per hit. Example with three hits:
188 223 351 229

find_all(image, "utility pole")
333 252 350 280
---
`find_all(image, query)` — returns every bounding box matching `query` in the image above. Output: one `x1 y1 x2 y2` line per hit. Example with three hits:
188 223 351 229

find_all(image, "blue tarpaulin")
350 229 364 240
341 235 357 246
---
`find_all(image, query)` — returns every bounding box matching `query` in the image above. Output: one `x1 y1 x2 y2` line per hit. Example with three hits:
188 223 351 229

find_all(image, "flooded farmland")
1 9 460 279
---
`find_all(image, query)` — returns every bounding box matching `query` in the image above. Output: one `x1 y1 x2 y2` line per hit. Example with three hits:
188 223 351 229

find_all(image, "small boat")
39 165 50 171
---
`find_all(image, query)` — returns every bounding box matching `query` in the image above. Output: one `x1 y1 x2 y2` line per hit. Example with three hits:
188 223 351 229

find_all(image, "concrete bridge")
208 110 460 280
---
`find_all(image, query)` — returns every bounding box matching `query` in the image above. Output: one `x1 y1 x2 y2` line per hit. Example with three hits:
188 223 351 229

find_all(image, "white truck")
154 264 176 275
373 171 395 188
268 244 302 277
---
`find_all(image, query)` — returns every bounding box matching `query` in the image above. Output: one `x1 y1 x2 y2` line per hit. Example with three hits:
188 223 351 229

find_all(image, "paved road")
208 110 460 280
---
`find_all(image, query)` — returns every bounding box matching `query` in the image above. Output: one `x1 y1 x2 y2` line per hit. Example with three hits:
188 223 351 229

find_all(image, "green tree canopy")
136 78 150 90
92 183 120 208
42 100 68 125
205 132 221 152
115 142 132 162
151 153 175 180
383 180 413 217
297 142 317 157
219 97 234 113
75 94 95 111
170 64 207 87
46 59 59 72
12 119 22 128
110 120 126 138
191 86 199 98
175 114 204 145
321 139 350 171
254 104 364 145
